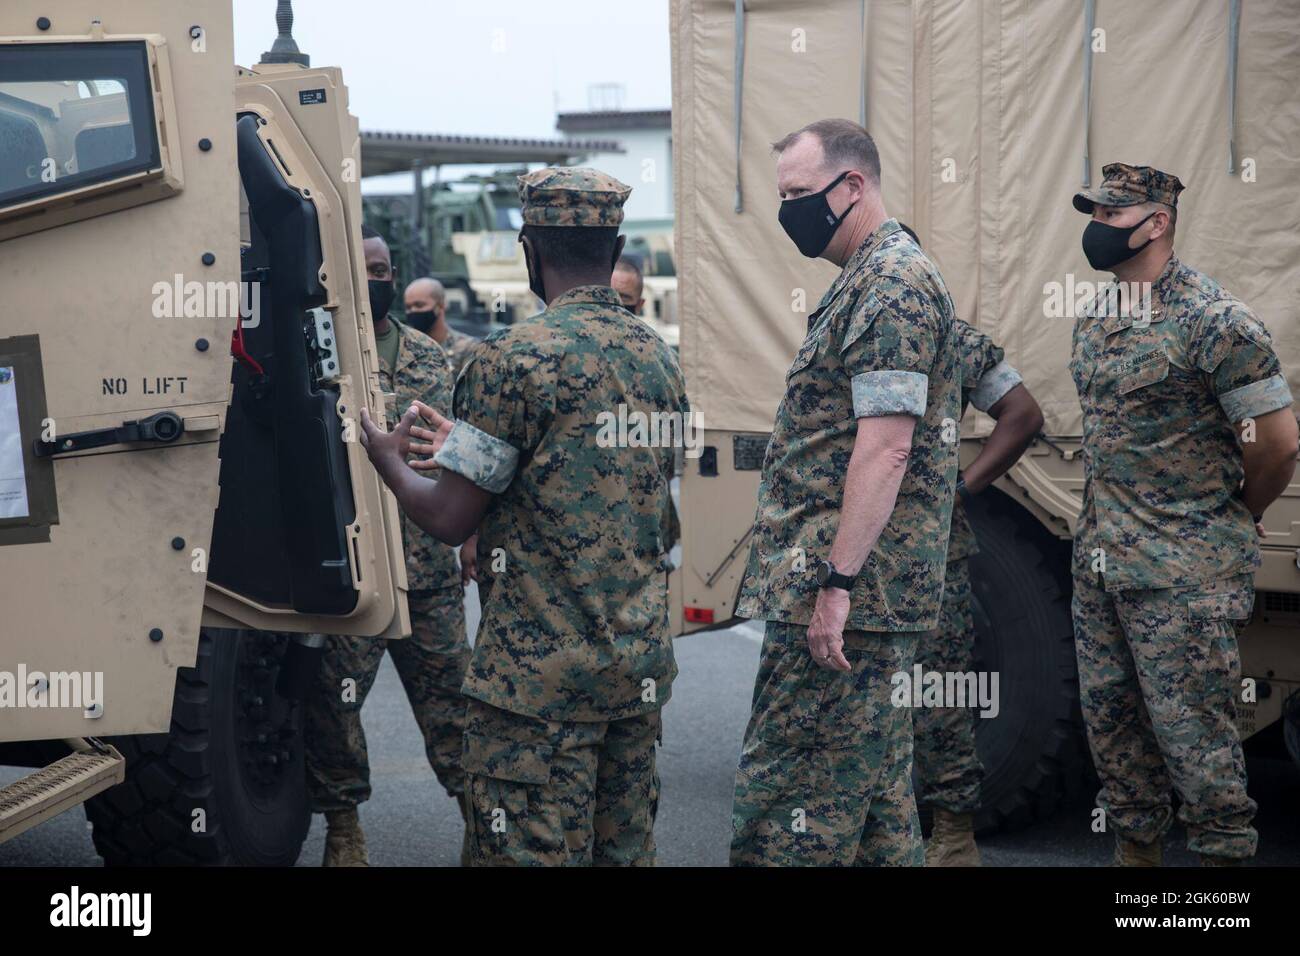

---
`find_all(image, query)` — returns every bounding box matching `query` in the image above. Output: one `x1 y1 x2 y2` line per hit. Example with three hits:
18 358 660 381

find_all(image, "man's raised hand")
408 400 455 472
360 404 420 482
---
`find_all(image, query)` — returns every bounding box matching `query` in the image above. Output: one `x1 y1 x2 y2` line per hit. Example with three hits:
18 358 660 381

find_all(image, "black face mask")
1081 211 1156 271
404 309 437 334
778 170 855 258
368 278 395 322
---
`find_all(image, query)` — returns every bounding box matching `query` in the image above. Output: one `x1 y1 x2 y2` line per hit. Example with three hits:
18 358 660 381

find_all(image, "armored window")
493 205 522 230
0 41 160 213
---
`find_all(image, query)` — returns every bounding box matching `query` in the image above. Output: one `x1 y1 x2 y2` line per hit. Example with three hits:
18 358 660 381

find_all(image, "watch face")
815 561 830 585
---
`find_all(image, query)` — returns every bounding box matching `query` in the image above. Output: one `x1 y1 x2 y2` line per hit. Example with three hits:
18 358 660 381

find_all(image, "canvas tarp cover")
671 0 1300 436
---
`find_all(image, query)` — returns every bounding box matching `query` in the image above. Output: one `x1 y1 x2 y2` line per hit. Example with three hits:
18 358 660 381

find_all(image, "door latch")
34 411 185 458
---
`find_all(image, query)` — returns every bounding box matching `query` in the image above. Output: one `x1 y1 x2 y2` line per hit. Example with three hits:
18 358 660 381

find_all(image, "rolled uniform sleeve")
969 361 1023 412
954 319 1020 412
435 420 519 493
1190 302 1294 423
434 344 536 494
841 278 936 419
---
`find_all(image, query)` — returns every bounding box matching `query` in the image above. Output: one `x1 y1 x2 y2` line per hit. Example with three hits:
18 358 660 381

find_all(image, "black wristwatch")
815 560 855 591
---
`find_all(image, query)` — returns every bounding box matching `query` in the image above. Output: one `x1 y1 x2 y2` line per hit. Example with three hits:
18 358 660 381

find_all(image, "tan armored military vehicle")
669 0 1300 829
0 0 410 863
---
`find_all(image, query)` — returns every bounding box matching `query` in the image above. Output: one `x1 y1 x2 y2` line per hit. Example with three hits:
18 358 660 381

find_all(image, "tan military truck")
669 0 1300 830
0 0 410 864
450 225 682 344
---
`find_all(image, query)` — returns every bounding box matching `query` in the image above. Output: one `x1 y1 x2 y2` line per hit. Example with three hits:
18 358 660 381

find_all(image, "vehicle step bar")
0 739 125 845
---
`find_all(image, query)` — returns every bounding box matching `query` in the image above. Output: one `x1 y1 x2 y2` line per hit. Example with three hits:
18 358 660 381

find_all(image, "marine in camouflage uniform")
732 218 960 866
305 318 470 816
913 321 1024 819
1069 164 1294 863
429 167 688 866
401 276 481 379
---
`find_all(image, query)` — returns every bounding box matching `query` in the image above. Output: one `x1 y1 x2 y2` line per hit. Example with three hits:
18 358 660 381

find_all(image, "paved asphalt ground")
3 585 1299 867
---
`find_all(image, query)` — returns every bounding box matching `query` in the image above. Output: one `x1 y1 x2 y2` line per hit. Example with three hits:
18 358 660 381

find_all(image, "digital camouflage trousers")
1072 570 1258 859
730 620 924 866
461 697 662 866
913 558 984 814
305 587 470 811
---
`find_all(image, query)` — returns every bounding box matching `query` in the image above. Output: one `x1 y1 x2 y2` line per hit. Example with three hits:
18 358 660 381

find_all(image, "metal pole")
411 162 427 277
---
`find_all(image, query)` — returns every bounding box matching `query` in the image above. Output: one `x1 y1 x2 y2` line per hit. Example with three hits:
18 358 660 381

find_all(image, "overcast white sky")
231 0 673 139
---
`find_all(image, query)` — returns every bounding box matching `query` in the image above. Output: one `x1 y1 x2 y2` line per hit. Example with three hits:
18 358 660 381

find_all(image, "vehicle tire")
1283 690 1300 770
963 489 1096 833
85 629 310 866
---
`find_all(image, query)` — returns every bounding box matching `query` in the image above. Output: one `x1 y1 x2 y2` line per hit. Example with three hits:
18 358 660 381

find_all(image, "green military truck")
668 0 1300 830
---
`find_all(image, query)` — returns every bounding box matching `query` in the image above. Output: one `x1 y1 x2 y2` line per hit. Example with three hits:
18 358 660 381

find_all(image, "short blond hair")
772 118 881 185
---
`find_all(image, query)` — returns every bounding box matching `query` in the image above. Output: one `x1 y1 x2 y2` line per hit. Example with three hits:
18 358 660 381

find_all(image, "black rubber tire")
963 489 1096 833
1283 691 1300 769
84 629 310 866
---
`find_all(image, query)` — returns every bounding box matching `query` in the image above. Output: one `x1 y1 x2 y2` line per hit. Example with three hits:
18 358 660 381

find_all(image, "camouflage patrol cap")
1073 162 1185 213
517 166 632 227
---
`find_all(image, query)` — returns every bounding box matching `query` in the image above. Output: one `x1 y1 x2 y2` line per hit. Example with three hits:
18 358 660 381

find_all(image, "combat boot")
925 808 981 866
1199 853 1244 867
1113 836 1162 867
322 808 369 867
